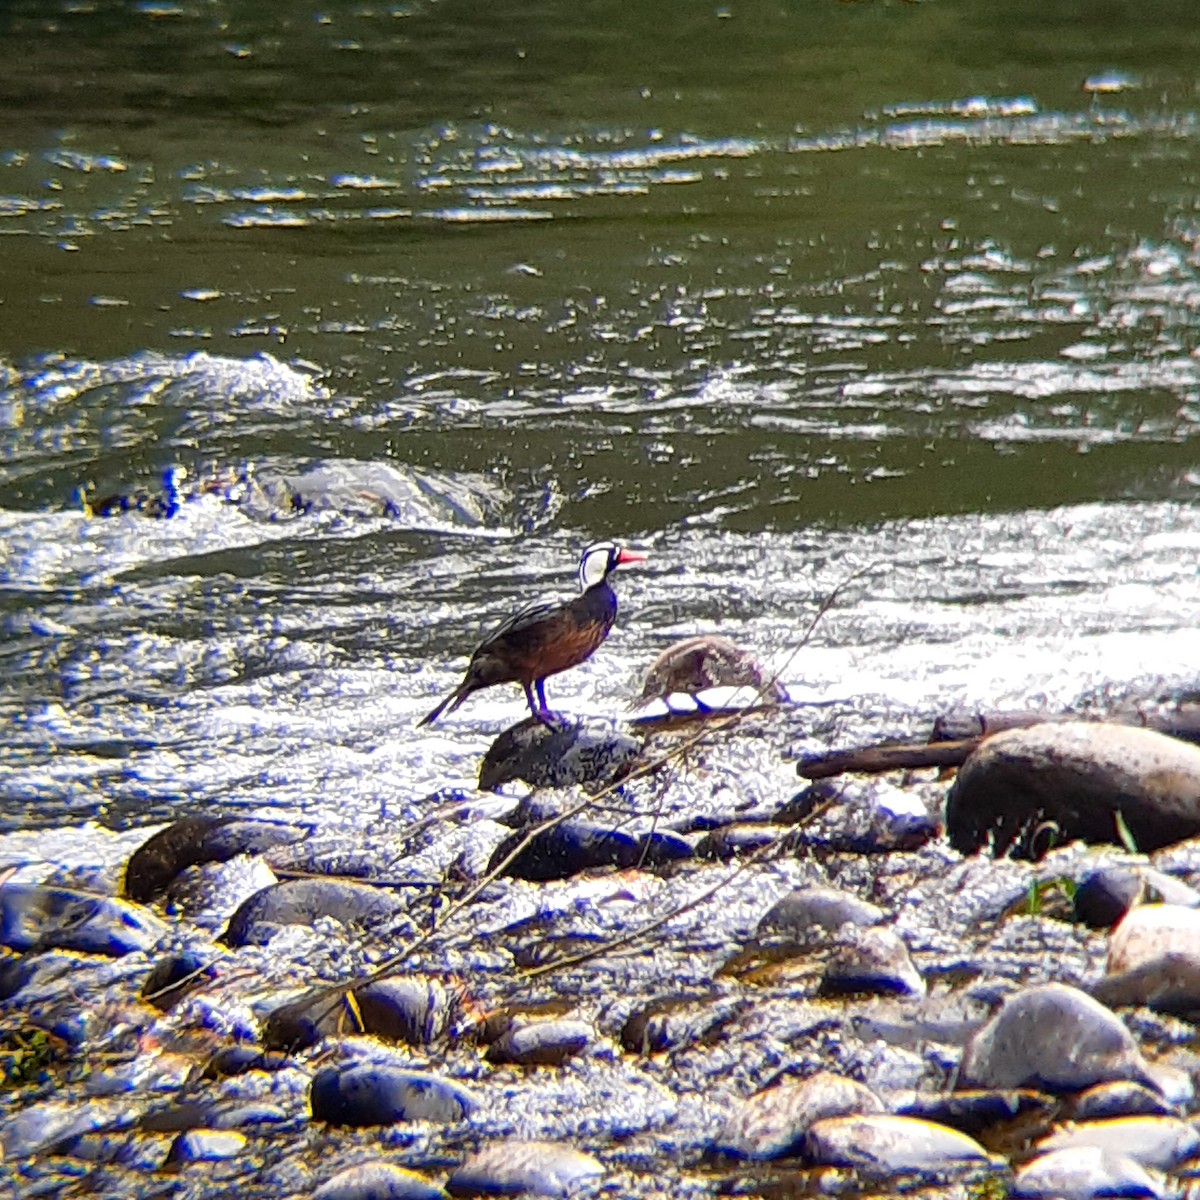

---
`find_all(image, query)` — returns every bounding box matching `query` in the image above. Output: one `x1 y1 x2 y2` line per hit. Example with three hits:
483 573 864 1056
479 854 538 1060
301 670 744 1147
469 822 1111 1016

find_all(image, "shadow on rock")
478 715 642 793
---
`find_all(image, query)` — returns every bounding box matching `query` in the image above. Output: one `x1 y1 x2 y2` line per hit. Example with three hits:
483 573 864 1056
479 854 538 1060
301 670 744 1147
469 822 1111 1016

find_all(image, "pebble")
165 1128 247 1163
310 1065 478 1126
711 1071 882 1161
485 1018 595 1066
221 878 412 946
1069 1081 1177 1120
1108 903 1200 973
351 975 456 1046
755 885 884 942
0 884 166 956
803 1113 990 1174
1073 865 1200 928
821 927 925 998
1012 1146 1164 1200
945 722 1200 859
1035 1115 1200 1169
1 1098 138 1158
958 983 1159 1093
123 815 305 903
489 819 644 882
313 1162 449 1200
446 1139 604 1198
477 717 641 792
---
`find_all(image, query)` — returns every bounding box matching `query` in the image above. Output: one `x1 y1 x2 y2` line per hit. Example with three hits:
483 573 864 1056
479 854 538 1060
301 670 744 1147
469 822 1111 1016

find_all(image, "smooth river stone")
820 926 925 998
0 884 166 956
755 885 884 941
165 1128 247 1163
1035 1116 1200 1170
958 983 1157 1094
310 1065 477 1127
945 722 1200 859
1012 1146 1164 1200
477 716 641 793
313 1162 448 1200
351 976 455 1046
803 1114 990 1174
711 1071 883 1161
1073 865 1200 929
221 878 411 946
447 1140 604 1198
1108 903 1200 973
484 1018 595 1066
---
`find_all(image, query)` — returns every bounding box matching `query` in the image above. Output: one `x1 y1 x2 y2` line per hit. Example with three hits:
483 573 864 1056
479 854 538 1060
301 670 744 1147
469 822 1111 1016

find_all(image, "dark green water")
3 0 1200 831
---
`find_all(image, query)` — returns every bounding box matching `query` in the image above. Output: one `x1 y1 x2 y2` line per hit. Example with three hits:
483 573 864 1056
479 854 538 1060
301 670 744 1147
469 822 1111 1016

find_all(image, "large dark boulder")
945 722 1200 859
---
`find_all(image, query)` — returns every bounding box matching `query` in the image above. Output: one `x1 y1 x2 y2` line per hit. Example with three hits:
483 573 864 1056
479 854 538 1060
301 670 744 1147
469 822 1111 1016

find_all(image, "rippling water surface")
3 0 1200 833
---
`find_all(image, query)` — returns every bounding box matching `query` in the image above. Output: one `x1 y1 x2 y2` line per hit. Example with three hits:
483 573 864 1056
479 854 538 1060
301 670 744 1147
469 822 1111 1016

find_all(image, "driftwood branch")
796 706 1200 781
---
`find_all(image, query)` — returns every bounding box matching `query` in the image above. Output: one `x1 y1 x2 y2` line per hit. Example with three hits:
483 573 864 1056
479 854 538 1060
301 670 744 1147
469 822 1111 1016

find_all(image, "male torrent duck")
419 540 646 726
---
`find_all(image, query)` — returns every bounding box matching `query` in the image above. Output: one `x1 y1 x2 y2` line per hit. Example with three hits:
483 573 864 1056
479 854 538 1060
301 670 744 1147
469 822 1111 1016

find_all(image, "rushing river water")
3 0 1200 836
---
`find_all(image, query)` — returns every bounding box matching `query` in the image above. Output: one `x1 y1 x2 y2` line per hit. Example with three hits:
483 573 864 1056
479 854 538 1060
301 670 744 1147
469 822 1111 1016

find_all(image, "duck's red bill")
617 548 648 565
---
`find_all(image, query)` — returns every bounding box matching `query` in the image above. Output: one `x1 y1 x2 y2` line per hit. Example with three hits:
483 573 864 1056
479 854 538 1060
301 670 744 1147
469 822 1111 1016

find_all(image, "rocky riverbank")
7 679 1200 1199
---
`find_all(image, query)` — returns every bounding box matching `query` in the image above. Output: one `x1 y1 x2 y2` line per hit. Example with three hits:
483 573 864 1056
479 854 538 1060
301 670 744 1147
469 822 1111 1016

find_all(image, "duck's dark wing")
474 593 565 652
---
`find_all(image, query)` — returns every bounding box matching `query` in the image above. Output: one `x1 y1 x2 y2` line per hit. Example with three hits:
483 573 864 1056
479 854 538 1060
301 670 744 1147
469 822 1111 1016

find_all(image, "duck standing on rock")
419 540 646 726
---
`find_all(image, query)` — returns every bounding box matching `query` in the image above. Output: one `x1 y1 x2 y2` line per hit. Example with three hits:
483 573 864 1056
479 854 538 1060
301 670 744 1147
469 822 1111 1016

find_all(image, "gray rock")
352 976 456 1046
485 1019 595 1066
222 878 412 946
124 815 305 903
756 885 884 942
945 722 1200 859
310 1065 478 1127
803 1114 990 1174
1035 1115 1200 1169
1069 1082 1177 1121
1074 865 1200 929
489 819 644 882
312 1162 448 1200
1 1099 137 1159
0 885 166 956
899 1089 1058 1135
447 1140 604 1198
1091 951 1200 1014
1013 1147 1163 1200
821 927 925 998
478 716 641 792
165 1128 247 1163
712 1071 883 1161
958 983 1157 1094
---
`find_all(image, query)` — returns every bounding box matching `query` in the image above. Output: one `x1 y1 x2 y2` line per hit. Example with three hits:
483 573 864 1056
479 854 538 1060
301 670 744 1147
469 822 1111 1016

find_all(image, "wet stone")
313 1162 449 1200
165 1128 247 1163
478 716 641 792
711 1071 883 1162
945 722 1200 860
141 948 220 1011
447 1139 604 1198
1070 1081 1179 1120
221 878 412 946
620 993 745 1055
898 1089 1058 1136
1091 953 1200 1014
489 819 644 882
484 1018 595 1066
310 1064 478 1127
0 884 167 956
696 822 782 860
123 815 306 904
958 983 1159 1094
756 885 884 943
803 1113 991 1175
1035 1115 1200 1169
1108 903 1200 974
1 1099 138 1159
1073 865 1200 929
821 927 925 998
1012 1146 1164 1200
351 976 456 1046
